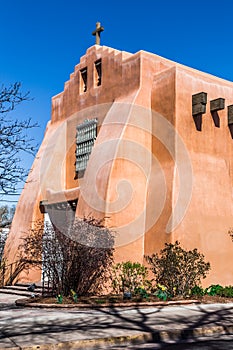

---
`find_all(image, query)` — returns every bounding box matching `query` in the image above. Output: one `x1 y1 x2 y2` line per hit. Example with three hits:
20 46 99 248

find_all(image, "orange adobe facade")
3 45 233 285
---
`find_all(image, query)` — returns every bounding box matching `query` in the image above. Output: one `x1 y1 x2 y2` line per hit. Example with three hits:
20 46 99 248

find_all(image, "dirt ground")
31 294 233 306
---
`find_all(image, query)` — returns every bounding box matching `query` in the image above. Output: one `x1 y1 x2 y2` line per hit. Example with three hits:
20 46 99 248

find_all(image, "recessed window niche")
75 118 98 178
94 59 102 87
80 67 87 93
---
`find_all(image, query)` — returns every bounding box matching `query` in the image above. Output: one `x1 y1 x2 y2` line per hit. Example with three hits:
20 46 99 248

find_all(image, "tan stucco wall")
4 45 233 285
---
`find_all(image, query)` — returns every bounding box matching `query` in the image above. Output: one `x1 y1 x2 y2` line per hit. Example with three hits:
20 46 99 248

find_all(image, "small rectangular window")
94 59 102 87
80 67 87 93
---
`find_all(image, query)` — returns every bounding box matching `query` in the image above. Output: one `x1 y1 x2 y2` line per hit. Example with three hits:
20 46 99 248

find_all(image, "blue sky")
1 0 233 202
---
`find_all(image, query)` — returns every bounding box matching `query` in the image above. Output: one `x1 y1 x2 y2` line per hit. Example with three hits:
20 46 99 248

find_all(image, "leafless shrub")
20 217 115 296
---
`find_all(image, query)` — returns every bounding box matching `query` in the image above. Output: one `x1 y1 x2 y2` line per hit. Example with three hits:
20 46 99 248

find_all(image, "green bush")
154 284 168 301
134 287 149 300
222 286 233 298
145 241 211 298
56 294 63 304
70 289 78 303
205 284 233 298
191 284 233 298
205 284 224 296
191 285 205 297
112 261 151 295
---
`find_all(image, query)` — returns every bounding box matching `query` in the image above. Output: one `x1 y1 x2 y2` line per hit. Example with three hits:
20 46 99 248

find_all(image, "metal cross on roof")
92 22 104 45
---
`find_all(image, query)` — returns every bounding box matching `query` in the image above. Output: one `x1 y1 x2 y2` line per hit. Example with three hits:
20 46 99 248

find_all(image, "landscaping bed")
16 293 233 308
13 241 233 309
197 294 233 304
31 294 190 305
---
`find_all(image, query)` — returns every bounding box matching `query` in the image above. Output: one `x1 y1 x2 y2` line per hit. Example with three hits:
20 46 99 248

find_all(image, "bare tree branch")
0 82 38 196
0 205 15 259
19 218 115 296
0 220 12 229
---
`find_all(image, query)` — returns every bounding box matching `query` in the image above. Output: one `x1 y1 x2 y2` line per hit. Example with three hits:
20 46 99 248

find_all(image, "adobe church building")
3 32 233 286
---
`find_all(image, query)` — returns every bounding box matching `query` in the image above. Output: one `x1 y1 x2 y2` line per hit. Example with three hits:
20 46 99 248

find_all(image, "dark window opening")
94 59 102 86
80 67 87 93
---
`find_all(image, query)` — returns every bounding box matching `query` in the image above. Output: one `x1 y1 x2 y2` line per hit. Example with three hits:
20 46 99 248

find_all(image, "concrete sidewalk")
0 293 233 349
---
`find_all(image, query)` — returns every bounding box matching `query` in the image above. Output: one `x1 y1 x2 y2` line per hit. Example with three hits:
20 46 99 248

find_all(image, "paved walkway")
0 293 233 349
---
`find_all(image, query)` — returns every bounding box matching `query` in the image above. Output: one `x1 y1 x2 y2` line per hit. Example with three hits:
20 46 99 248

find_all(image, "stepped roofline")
53 45 233 103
